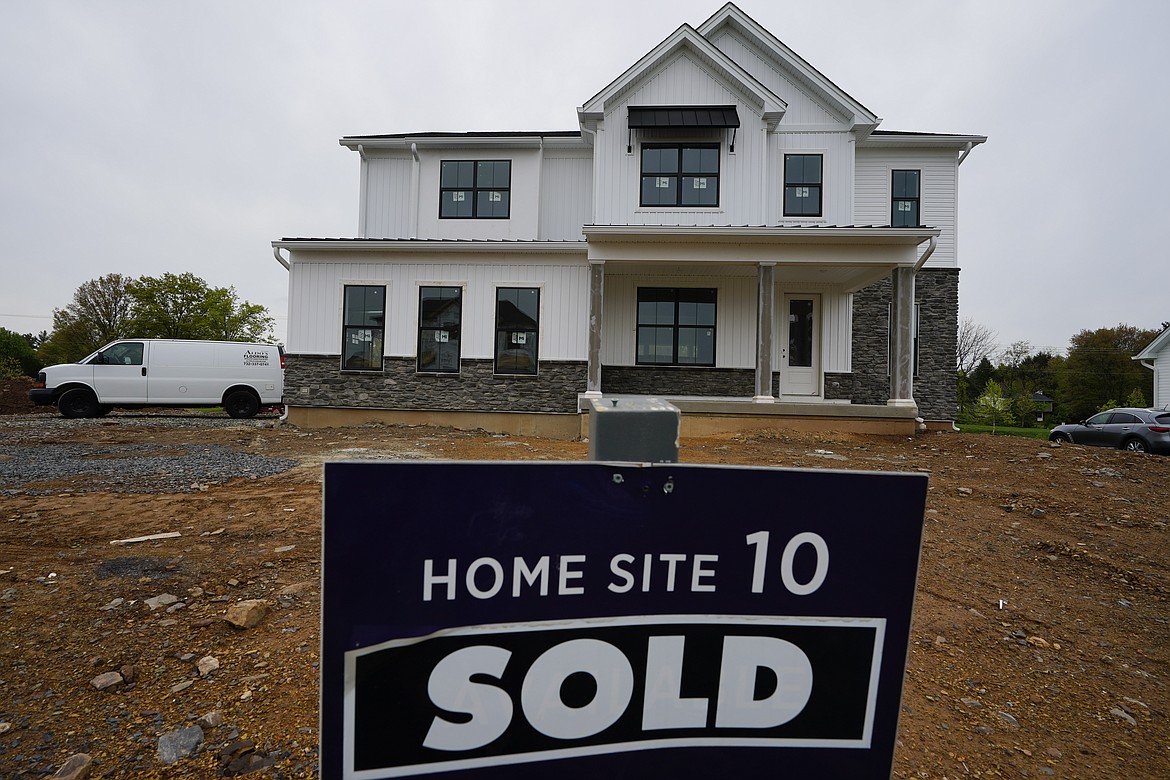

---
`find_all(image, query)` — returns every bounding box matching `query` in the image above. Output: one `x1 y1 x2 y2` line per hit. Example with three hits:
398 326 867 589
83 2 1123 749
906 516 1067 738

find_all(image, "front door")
780 294 820 397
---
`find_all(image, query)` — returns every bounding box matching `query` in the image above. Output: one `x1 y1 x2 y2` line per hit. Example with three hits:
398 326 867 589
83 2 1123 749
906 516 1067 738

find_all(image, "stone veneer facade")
285 356 586 413
847 268 959 421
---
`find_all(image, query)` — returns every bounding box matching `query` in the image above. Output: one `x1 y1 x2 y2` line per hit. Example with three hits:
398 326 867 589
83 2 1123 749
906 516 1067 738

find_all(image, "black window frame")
341 285 385 372
494 287 540 376
639 143 721 208
636 287 717 367
417 285 463 373
439 160 511 219
783 153 823 217
891 169 921 227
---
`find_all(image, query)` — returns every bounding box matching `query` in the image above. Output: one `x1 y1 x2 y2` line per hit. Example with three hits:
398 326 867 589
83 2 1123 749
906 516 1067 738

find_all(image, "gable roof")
697 3 880 134
1134 325 1170 360
578 22 786 131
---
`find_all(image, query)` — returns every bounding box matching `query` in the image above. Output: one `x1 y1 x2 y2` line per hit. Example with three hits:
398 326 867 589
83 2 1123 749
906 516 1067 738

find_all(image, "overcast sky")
2 0 1167 357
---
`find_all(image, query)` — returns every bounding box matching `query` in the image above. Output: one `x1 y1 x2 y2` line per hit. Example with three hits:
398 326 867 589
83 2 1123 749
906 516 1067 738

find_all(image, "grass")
954 423 1052 440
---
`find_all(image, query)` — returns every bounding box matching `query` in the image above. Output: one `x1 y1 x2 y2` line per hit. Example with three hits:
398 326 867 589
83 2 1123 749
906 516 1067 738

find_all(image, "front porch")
577 393 922 438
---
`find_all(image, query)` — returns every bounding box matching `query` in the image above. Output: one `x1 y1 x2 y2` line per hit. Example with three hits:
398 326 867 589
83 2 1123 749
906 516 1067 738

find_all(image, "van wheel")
58 388 99 418
224 390 260 419
94 405 114 417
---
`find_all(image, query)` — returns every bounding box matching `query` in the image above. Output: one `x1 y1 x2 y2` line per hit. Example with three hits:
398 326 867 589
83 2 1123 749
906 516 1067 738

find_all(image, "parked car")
30 339 284 419
1049 407 1170 453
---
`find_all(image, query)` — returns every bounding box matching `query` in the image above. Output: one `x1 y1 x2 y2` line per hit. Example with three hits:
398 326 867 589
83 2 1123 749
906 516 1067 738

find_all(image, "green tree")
128 272 274 342
0 327 42 378
974 378 1015 432
38 273 136 364
1059 324 1159 421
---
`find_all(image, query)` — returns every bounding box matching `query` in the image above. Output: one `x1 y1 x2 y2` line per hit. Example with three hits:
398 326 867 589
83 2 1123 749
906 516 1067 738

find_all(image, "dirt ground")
0 381 1167 778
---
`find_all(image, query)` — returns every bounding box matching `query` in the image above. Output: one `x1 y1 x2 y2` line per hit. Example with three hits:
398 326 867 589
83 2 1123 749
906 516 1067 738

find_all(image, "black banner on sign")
345 615 884 777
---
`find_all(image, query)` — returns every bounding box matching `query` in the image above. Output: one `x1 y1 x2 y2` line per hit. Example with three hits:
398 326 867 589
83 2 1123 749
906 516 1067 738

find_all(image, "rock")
90 671 124 690
961 698 981 707
997 711 1020 728
224 599 268 629
1027 636 1050 648
197 656 220 676
274 544 296 553
957 487 973 496
99 597 124 611
171 679 194 694
1031 508 1047 517
277 580 315 597
0 721 11 734
196 710 224 729
228 751 276 774
144 593 179 611
1110 707 1137 726
50 753 93 780
119 664 137 684
157 724 203 764
974 725 995 735
1045 747 1063 759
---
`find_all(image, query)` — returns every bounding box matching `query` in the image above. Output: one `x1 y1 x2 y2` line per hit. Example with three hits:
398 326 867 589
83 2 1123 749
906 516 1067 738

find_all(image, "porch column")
754 262 776 402
585 260 604 396
888 266 917 409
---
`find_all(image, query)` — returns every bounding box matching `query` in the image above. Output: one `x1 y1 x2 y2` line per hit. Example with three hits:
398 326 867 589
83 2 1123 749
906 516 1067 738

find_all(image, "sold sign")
323 462 926 779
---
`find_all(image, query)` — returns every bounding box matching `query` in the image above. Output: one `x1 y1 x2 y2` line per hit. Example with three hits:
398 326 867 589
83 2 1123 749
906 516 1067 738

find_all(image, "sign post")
322 461 926 778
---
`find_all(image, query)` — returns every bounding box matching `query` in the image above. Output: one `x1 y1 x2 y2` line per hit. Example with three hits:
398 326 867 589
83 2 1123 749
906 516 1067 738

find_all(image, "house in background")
1031 391 1055 424
273 2 985 437
1134 325 1170 409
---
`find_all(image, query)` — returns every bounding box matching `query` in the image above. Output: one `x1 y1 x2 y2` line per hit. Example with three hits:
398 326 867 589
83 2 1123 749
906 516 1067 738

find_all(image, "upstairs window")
342 285 385 371
418 286 462 373
440 160 511 219
784 154 823 217
636 287 717 366
891 169 921 227
641 144 720 207
495 287 539 375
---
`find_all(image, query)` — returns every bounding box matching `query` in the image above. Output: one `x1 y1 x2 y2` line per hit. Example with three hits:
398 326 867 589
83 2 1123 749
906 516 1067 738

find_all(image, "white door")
780 294 820 397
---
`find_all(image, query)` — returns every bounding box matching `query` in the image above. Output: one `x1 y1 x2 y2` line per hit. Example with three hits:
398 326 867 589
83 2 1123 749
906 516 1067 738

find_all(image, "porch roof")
582 224 940 291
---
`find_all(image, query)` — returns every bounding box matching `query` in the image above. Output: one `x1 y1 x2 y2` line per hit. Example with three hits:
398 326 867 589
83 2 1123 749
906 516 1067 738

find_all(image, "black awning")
627 105 740 129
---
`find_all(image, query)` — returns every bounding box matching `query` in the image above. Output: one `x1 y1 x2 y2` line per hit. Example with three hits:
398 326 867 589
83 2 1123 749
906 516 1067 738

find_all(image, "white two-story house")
273 3 984 438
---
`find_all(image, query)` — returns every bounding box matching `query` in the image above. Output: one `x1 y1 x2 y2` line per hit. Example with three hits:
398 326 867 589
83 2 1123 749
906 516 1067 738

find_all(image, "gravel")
0 414 296 495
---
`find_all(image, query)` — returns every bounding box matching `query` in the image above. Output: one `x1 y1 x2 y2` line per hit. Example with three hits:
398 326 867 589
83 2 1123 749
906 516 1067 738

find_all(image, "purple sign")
322 461 926 778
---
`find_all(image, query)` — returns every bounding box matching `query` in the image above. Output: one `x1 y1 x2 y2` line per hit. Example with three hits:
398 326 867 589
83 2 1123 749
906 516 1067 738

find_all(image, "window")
99 342 144 366
342 286 385 371
495 287 539 375
636 288 716 366
891 169 920 227
640 144 720 207
440 160 510 219
784 154 822 217
417 286 462 372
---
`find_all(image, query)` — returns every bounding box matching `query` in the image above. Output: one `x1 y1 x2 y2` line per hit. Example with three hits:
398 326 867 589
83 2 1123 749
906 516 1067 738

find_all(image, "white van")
30 339 284 419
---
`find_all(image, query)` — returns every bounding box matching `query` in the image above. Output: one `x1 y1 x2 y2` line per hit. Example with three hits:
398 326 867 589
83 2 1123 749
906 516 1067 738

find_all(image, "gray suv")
1049 407 1170 453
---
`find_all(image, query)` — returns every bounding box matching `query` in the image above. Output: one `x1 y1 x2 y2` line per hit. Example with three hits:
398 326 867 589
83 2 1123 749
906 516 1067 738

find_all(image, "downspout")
272 247 290 270
410 143 421 239
913 235 937 272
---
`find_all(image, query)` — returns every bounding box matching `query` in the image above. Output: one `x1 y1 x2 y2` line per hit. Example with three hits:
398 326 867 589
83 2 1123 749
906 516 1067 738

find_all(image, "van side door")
91 341 149 404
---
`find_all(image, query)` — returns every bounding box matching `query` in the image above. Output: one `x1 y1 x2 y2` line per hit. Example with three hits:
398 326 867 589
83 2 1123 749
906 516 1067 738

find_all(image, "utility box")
587 396 680 463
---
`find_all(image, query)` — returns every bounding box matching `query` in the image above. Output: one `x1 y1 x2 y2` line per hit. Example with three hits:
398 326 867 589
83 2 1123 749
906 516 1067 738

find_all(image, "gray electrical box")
587 396 680 463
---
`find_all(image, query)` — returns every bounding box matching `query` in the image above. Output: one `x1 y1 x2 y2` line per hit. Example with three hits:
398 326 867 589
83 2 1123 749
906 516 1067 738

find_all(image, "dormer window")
640 144 720 207
439 160 511 219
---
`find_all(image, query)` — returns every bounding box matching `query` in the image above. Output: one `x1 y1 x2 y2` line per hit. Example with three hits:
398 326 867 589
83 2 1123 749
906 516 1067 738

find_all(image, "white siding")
593 52 770 227
602 266 758 368
707 30 851 126
1154 351 1170 408
770 132 855 225
362 155 414 238
539 152 593 240
855 147 959 268
286 253 589 360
